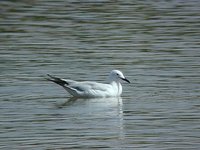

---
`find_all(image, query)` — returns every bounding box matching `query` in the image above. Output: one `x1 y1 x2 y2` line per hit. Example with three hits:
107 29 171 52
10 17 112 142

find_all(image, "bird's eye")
116 73 119 76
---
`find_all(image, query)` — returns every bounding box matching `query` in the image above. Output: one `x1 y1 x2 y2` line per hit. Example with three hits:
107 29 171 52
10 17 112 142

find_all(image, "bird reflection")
55 97 79 108
54 97 125 141
55 97 123 108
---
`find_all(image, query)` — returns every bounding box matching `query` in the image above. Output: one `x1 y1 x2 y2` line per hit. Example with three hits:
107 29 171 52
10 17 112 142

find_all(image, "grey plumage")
46 70 130 98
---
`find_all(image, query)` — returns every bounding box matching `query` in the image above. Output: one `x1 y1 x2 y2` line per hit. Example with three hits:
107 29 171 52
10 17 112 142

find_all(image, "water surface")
0 0 200 149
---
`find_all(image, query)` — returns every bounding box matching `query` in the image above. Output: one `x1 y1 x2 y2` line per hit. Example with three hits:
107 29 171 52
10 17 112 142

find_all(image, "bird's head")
108 70 130 83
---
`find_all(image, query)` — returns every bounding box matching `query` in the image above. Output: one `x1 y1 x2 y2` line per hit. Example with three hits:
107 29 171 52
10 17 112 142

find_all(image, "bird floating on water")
46 70 130 98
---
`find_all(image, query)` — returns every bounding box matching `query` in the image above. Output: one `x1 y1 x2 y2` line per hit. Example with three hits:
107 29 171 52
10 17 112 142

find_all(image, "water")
0 0 200 149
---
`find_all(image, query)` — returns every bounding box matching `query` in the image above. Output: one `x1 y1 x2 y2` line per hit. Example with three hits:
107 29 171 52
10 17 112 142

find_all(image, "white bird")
46 70 130 98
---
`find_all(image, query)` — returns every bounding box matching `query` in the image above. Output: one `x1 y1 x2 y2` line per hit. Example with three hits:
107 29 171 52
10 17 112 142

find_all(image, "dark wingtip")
47 74 53 78
46 74 68 86
46 74 58 80
45 74 53 82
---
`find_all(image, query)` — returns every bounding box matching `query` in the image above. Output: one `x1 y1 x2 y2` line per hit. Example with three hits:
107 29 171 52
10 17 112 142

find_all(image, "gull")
46 70 130 98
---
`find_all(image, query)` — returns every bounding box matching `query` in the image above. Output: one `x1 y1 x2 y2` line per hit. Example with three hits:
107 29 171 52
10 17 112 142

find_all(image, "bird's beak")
122 77 130 83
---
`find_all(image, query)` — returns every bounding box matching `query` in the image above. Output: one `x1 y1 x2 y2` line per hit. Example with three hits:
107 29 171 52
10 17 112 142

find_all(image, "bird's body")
47 70 130 98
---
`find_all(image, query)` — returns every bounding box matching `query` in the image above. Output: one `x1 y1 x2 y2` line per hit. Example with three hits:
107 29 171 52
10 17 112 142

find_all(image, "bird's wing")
66 81 112 97
47 74 112 97
70 81 110 92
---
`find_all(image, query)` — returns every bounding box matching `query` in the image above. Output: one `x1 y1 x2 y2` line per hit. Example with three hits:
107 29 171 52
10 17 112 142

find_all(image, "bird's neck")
110 81 122 96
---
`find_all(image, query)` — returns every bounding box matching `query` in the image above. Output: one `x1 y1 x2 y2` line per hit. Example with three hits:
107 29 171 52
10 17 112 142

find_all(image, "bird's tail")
46 74 68 87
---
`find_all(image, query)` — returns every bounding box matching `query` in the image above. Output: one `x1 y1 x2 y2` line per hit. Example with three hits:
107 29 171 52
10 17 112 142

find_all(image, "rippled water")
0 0 200 149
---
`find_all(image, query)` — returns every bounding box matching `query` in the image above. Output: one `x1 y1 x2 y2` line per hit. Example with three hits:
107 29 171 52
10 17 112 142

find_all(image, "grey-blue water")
0 0 200 149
